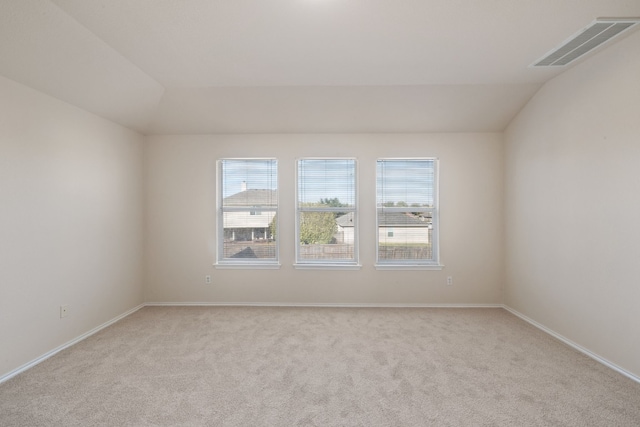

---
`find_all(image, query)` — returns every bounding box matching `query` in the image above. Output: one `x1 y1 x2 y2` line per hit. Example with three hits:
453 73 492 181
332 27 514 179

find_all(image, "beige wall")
144 133 504 305
504 30 640 377
0 75 145 378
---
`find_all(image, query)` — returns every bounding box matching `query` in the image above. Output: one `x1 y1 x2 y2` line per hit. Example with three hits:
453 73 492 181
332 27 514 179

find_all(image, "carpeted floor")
1 306 639 426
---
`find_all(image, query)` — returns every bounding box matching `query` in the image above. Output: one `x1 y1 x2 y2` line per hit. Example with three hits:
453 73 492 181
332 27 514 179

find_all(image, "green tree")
299 203 336 244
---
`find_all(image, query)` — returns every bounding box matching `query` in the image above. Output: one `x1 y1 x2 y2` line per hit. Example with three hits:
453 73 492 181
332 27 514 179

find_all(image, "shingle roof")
223 189 277 206
336 211 430 227
380 212 430 226
336 212 355 227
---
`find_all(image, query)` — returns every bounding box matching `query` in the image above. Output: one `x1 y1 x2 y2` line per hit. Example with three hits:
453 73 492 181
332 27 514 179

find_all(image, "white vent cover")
532 18 640 67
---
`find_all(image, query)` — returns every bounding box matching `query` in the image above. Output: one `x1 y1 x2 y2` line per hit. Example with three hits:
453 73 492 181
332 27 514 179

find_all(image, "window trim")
374 157 443 269
215 158 280 269
294 157 360 269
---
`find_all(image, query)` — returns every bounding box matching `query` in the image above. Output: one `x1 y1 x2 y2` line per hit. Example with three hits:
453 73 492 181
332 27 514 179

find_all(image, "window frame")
215 158 280 269
294 158 360 270
375 158 443 270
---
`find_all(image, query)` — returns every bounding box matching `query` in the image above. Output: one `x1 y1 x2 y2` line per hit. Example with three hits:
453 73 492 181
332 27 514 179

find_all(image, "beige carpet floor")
1 306 639 426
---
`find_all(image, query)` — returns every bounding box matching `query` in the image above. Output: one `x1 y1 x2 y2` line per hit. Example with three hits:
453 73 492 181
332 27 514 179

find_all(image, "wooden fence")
224 242 432 260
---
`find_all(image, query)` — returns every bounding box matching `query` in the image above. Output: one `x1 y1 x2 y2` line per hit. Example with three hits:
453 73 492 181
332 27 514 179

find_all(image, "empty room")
1 0 640 425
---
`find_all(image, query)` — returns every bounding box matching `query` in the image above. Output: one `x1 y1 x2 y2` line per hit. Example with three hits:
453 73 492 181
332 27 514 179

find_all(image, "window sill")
214 262 281 270
374 264 444 271
294 263 362 271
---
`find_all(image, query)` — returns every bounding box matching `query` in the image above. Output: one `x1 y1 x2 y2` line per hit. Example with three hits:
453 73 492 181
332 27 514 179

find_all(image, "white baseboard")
503 305 640 385
144 302 504 308
0 304 144 385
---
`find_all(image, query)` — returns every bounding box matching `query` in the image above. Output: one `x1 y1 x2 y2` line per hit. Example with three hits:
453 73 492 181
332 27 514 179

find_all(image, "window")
376 158 440 269
296 159 358 268
216 159 278 268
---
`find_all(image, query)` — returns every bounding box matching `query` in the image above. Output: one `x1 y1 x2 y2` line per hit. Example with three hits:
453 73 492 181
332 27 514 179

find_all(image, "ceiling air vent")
532 18 640 67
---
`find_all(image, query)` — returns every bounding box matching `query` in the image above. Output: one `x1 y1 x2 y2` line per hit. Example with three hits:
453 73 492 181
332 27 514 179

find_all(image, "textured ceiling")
1 0 639 134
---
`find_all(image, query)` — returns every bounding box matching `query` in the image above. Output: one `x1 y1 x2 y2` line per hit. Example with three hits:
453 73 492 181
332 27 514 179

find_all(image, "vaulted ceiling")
1 0 639 134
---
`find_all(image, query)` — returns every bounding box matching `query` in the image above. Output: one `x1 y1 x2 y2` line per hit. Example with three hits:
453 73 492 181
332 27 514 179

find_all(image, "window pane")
376 159 438 264
222 211 277 259
298 212 355 261
219 159 278 263
298 159 356 208
378 211 433 261
376 159 434 207
222 159 277 208
296 159 357 264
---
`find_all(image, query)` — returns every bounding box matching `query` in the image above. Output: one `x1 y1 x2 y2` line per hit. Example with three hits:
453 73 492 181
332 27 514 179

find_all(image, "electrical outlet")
205 275 212 284
446 276 453 286
60 305 69 318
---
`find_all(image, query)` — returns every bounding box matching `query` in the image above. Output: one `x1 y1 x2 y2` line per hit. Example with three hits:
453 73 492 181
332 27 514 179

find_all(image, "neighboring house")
223 188 277 241
336 211 431 244
335 212 356 244
378 211 432 244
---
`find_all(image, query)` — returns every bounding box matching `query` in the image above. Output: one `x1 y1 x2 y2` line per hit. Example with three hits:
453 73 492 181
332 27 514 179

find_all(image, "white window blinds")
218 159 278 263
376 159 438 265
296 159 357 265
